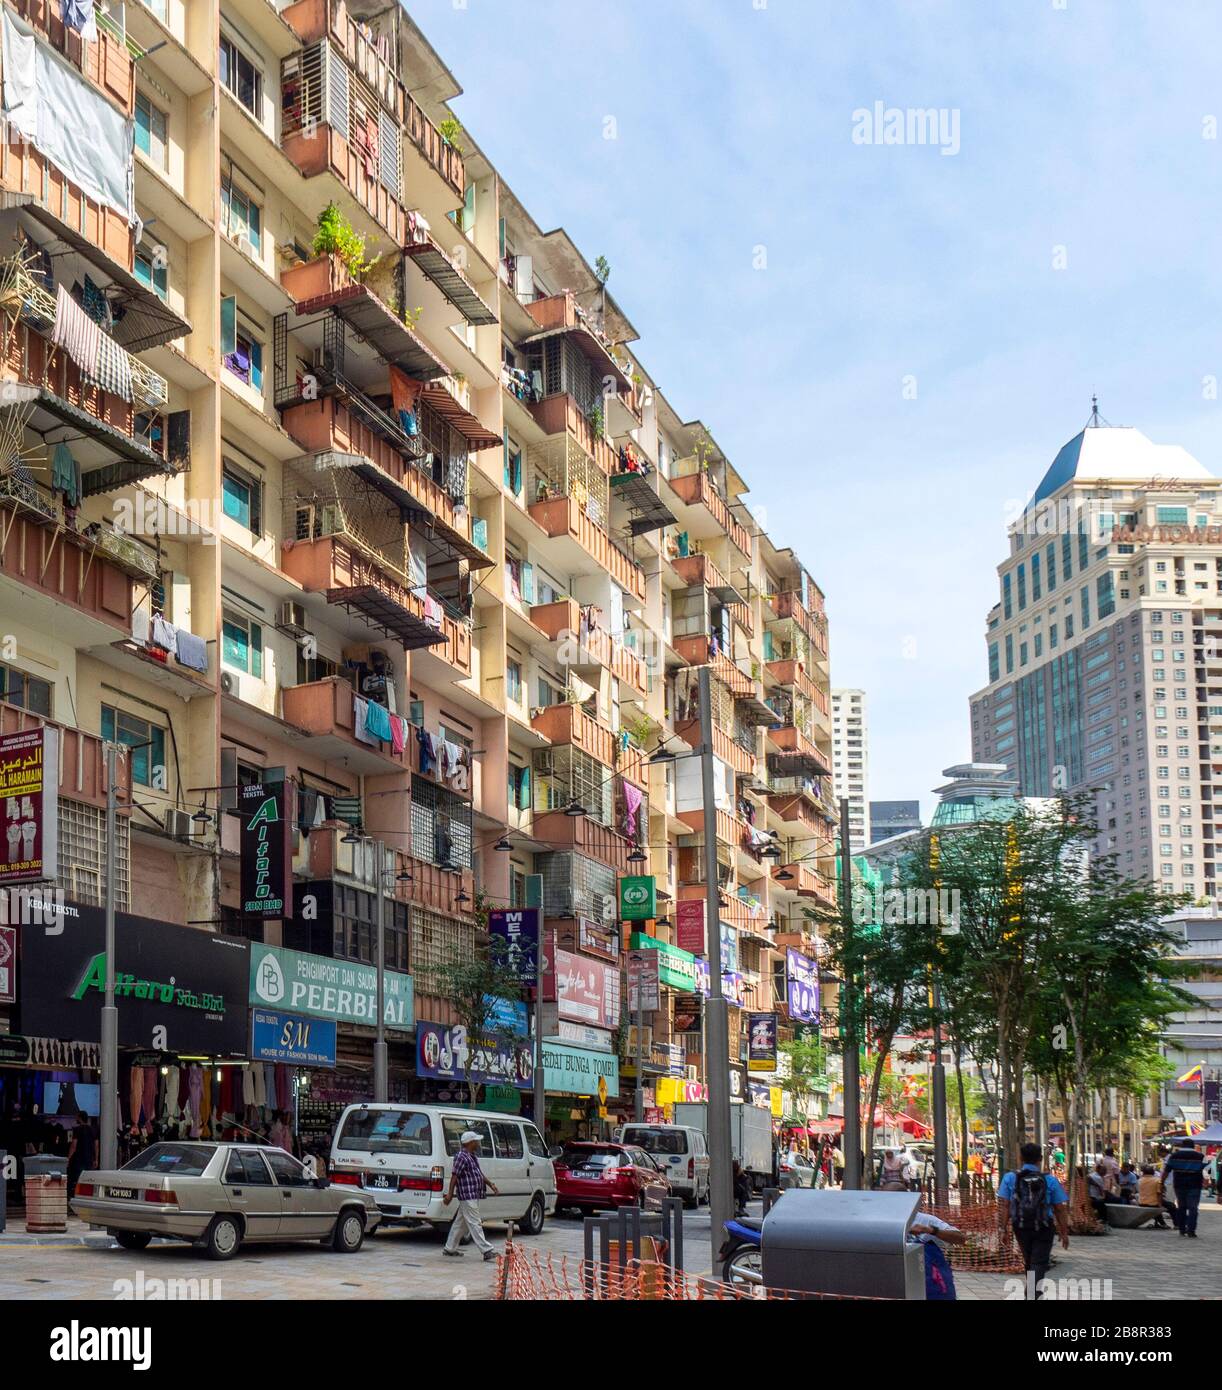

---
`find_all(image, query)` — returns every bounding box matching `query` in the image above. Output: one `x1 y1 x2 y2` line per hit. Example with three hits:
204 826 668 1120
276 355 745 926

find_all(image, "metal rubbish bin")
23 1154 69 1234
761 1189 926 1299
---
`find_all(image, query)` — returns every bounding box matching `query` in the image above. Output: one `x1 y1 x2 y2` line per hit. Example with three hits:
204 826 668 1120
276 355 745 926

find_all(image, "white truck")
673 1101 774 1188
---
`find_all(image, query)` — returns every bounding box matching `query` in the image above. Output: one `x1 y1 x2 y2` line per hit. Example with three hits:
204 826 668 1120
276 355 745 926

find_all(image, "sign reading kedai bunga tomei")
240 782 295 919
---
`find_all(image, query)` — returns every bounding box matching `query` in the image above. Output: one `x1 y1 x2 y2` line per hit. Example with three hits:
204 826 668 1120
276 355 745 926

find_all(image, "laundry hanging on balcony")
50 284 133 402
61 0 97 41
389 366 422 436
620 778 642 840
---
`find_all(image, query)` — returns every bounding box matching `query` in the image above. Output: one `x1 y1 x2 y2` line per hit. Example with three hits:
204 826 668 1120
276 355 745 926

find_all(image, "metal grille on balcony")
410 774 473 869
282 453 409 579
532 744 613 825
534 850 616 920
527 434 607 528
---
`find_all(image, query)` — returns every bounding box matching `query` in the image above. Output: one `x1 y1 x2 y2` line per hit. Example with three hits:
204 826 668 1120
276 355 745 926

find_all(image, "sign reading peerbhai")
249 944 413 1030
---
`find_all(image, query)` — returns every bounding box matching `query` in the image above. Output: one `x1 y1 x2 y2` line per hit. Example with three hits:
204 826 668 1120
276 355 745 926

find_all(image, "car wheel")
113 1230 152 1251
204 1215 241 1261
332 1209 365 1254
518 1193 546 1236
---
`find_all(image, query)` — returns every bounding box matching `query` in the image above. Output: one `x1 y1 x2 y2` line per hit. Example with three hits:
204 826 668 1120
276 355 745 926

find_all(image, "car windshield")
121 1144 216 1176
622 1128 686 1155
336 1108 432 1155
563 1147 623 1169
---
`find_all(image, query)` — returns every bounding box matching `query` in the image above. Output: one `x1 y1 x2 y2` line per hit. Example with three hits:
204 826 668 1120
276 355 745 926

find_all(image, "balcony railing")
528 598 646 696
281 676 408 770
770 591 829 658
404 93 465 202
528 703 648 787
0 700 131 811
526 495 647 602
668 470 752 558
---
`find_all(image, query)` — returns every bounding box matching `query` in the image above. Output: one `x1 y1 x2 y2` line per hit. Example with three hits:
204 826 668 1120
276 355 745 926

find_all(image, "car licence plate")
108 1187 135 1200
365 1173 394 1190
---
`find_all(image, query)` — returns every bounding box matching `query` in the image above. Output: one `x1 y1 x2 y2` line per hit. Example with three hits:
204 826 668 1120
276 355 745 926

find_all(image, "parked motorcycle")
718 1215 764 1286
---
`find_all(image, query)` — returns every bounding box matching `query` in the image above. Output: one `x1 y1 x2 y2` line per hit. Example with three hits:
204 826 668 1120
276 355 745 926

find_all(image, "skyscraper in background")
869 799 921 844
831 688 869 850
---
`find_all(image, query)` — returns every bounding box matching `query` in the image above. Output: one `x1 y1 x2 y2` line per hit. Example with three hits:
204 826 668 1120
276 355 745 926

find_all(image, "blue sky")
411 0 1222 820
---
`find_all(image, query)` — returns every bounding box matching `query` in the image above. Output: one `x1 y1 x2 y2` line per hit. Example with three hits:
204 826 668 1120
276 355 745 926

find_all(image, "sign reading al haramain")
0 727 57 886
240 782 294 918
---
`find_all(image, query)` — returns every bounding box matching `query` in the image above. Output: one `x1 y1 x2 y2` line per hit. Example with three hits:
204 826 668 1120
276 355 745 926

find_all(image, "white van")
617 1124 710 1207
329 1104 557 1235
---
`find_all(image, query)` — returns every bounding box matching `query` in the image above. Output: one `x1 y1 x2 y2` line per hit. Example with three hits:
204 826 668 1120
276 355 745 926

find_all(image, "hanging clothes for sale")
263 1063 277 1109
128 1065 144 1128
200 1067 212 1137
187 1065 203 1137
142 1067 157 1130
242 1064 256 1109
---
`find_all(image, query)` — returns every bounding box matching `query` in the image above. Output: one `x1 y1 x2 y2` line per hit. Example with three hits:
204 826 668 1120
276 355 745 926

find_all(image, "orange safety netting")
922 1196 1024 1273
494 1240 889 1302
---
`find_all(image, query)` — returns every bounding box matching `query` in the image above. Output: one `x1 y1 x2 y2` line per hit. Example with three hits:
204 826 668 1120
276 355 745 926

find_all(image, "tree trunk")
953 1042 970 1190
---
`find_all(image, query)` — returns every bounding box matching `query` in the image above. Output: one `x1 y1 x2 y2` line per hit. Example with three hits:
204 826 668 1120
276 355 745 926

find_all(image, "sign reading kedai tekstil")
0 727 57 886
240 782 294 918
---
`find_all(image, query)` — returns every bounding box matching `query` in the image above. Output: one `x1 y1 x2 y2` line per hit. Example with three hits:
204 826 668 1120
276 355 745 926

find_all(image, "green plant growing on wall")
438 117 465 156
587 402 605 441
402 304 424 331
312 202 374 281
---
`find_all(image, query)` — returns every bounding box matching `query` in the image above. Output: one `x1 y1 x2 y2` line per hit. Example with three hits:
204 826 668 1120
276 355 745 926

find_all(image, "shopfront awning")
420 381 501 451
326 585 449 650
404 238 498 326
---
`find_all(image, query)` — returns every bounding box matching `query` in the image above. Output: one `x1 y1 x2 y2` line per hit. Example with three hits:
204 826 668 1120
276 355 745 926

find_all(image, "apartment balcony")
772 861 827 900
529 392 619 476
673 717 756 777
531 810 637 874
526 495 647 603
770 591 829 662
521 292 631 390
282 0 404 117
671 636 756 698
0 700 131 811
529 598 646 697
767 724 831 779
667 470 752 560
1 319 176 501
0 482 139 639
279 39 408 247
765 658 828 714
281 676 408 775
10 0 135 113
670 551 752 635
767 785 832 837
528 702 648 788
404 92 466 208
678 804 746 855
279 533 469 672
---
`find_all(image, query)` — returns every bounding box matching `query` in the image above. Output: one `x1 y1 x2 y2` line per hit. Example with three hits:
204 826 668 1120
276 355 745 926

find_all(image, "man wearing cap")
442 1130 500 1260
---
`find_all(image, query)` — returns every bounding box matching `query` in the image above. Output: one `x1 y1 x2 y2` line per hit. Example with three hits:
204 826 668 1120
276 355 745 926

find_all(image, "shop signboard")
662 1042 685 1076
656 1077 706 1105
748 1081 772 1109
485 995 528 1037
785 947 819 1023
770 1086 784 1118
618 875 656 922
20 905 249 1054
251 1009 337 1067
0 727 57 886
673 993 703 1034
728 1062 748 1102
675 899 706 955
483 1085 521 1113
545 947 621 1028
554 1018 614 1052
542 1041 618 1098
747 1011 778 1073
629 932 699 991
577 916 619 961
240 781 295 919
0 922 14 1004
626 1024 652 1056
488 907 539 983
1204 1078 1221 1125
417 1020 533 1089
626 949 660 1012
249 944 414 1031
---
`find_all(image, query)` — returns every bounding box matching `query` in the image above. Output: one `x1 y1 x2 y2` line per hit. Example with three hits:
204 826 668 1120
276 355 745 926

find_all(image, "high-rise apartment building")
0 1 835 1141
831 688 869 850
970 421 1222 904
868 799 921 844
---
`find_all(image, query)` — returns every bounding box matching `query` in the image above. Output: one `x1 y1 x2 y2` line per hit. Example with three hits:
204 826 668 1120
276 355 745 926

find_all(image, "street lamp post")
99 742 119 1170
699 664 734 1258
373 839 387 1104
839 797 861 1190
930 972 949 1204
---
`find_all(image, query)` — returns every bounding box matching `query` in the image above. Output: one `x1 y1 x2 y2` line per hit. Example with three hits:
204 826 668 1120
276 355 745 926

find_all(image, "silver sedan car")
71 1141 381 1260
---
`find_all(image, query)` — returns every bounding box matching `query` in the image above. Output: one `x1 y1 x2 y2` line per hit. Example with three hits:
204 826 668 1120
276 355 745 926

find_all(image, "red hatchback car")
554 1143 672 1214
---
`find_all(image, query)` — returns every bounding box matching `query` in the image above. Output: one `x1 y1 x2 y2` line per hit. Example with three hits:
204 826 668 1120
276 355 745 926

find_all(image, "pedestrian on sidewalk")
66 1111 96 1204
1164 1139 1205 1238
997 1142 1070 1299
442 1131 500 1261
1137 1165 1171 1229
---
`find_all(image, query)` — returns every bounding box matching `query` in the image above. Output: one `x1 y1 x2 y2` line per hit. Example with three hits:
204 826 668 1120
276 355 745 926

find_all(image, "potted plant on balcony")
281 203 376 303
437 117 465 157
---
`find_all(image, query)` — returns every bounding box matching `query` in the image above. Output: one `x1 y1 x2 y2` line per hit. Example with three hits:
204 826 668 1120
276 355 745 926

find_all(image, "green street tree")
427 932 524 1109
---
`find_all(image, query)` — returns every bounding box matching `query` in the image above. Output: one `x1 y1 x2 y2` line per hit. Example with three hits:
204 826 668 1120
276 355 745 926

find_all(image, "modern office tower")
869 799 921 844
831 688 869 850
970 419 1222 904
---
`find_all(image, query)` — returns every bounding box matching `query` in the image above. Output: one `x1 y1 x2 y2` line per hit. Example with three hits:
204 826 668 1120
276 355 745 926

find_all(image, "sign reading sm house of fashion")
249 945 414 1030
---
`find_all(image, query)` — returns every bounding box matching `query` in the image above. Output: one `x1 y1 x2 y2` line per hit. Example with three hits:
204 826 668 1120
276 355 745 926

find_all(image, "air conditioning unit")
220 670 237 696
164 809 192 840
277 602 310 638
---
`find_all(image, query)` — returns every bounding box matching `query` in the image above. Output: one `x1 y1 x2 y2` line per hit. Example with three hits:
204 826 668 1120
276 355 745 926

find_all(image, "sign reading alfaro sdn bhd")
240 782 295 919
618 875 656 922
0 727 57 886
249 944 414 1030
19 905 249 1054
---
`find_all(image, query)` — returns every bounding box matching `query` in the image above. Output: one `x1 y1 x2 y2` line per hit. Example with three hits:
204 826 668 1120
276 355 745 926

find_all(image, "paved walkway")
1 1201 1217 1301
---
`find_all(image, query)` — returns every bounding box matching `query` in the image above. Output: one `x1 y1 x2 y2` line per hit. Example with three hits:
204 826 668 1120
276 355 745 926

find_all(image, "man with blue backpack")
997 1142 1071 1298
